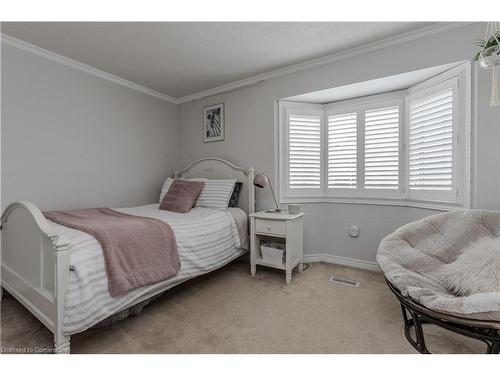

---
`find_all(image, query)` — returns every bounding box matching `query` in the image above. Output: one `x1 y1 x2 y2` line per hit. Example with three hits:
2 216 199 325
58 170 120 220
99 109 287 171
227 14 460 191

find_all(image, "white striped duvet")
49 204 245 335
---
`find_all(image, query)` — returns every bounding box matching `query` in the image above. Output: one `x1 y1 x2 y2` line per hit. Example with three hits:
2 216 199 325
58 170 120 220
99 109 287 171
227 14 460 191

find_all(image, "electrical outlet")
349 225 359 238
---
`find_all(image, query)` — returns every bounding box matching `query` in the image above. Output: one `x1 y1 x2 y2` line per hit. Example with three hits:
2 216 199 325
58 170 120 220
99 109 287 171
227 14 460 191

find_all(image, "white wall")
179 23 500 264
1 43 179 211
2 24 498 265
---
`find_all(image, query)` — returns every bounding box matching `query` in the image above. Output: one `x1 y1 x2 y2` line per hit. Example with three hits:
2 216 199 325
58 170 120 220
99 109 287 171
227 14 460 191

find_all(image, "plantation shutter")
364 106 400 189
408 88 453 191
327 112 357 188
288 113 322 189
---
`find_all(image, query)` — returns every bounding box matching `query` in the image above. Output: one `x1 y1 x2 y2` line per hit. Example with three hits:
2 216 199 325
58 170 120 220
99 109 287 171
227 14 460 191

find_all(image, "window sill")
279 196 465 211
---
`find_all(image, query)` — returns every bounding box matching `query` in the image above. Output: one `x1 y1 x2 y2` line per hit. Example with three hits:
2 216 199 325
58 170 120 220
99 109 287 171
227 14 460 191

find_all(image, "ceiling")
284 62 462 104
2 22 437 99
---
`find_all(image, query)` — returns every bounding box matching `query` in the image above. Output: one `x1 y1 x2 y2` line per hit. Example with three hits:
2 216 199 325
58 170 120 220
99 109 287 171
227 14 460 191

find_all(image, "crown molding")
1 34 180 104
2 22 474 106
176 22 473 104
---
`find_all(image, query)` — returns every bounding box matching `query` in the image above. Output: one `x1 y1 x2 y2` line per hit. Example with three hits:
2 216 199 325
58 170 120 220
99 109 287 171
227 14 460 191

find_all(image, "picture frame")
203 103 225 142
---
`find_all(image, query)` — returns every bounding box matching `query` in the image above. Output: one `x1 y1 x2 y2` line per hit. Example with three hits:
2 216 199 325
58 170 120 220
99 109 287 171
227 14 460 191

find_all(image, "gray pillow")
436 237 500 296
228 182 243 207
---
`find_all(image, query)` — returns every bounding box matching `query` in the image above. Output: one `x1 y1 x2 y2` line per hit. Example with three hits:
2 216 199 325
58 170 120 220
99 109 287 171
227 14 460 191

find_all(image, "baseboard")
303 253 380 272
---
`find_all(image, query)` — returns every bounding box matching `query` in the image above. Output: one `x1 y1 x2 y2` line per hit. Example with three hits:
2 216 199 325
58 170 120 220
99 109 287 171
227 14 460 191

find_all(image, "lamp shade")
253 173 269 189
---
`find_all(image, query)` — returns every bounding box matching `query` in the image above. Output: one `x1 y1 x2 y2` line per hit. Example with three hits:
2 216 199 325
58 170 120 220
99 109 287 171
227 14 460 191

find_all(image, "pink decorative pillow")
159 179 205 213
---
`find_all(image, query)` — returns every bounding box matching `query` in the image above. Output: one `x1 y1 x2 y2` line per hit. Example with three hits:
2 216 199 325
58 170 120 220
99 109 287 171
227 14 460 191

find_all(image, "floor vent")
328 276 360 288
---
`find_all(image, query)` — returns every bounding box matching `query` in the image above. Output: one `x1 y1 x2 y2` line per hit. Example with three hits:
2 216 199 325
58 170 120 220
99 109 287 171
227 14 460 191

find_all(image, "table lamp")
253 173 282 212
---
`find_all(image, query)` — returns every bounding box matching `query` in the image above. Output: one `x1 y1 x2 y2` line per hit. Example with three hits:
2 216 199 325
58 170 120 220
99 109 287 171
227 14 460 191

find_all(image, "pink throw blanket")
44 208 180 297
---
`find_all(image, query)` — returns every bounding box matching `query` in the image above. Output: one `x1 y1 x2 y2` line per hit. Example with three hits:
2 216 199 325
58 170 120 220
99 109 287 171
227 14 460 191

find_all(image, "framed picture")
203 103 225 142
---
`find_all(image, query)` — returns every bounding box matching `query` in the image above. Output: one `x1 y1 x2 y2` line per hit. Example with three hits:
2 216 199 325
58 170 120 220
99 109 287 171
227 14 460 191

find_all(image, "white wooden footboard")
1 201 71 353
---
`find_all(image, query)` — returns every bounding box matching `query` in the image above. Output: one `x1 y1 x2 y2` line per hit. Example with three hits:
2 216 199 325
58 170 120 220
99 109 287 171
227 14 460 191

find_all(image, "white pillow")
194 178 237 210
436 237 500 296
159 177 236 210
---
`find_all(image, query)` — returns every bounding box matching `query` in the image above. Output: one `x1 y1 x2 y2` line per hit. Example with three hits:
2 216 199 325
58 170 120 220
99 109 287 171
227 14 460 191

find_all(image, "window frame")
279 102 325 200
406 77 458 204
277 62 472 210
405 65 471 209
324 105 359 197
324 93 405 199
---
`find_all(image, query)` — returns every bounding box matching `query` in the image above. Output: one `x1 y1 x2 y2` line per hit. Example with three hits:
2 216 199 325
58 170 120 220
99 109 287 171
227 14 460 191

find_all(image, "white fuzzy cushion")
437 237 500 296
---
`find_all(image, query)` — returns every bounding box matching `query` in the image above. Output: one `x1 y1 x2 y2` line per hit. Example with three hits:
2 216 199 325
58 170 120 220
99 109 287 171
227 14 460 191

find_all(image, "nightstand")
249 211 304 284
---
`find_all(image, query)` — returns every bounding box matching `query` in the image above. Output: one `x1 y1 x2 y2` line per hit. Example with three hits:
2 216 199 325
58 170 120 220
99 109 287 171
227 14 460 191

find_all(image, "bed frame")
0 157 254 354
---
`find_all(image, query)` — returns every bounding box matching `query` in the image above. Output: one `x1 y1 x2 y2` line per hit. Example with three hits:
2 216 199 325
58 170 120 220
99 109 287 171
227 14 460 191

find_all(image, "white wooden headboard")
174 158 255 215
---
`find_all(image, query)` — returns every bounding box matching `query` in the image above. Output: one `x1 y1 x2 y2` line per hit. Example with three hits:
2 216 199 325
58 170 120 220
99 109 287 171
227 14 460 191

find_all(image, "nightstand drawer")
255 219 286 236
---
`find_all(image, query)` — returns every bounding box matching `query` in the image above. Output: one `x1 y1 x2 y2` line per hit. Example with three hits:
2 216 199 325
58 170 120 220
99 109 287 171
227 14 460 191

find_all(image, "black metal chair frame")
386 279 500 354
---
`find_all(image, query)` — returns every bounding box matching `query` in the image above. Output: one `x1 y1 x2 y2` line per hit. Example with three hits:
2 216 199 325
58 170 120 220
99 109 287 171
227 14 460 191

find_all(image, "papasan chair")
377 209 500 354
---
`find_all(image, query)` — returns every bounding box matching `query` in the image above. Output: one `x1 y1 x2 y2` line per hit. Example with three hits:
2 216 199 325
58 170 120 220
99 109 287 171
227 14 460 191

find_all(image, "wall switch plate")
349 225 359 238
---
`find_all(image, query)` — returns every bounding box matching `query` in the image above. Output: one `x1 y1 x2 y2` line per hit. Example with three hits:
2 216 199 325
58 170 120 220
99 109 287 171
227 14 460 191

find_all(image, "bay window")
278 63 471 209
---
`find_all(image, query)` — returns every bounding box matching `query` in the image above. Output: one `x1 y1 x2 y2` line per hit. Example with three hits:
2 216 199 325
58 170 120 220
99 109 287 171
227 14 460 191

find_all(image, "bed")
0 158 255 354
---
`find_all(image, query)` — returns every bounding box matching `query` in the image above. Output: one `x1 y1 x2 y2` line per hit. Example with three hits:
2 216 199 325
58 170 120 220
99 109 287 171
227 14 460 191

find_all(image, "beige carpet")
0 260 485 354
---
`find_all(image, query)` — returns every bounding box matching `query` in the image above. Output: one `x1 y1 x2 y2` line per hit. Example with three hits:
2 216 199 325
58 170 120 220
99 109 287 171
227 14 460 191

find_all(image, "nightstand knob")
267 226 271 230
